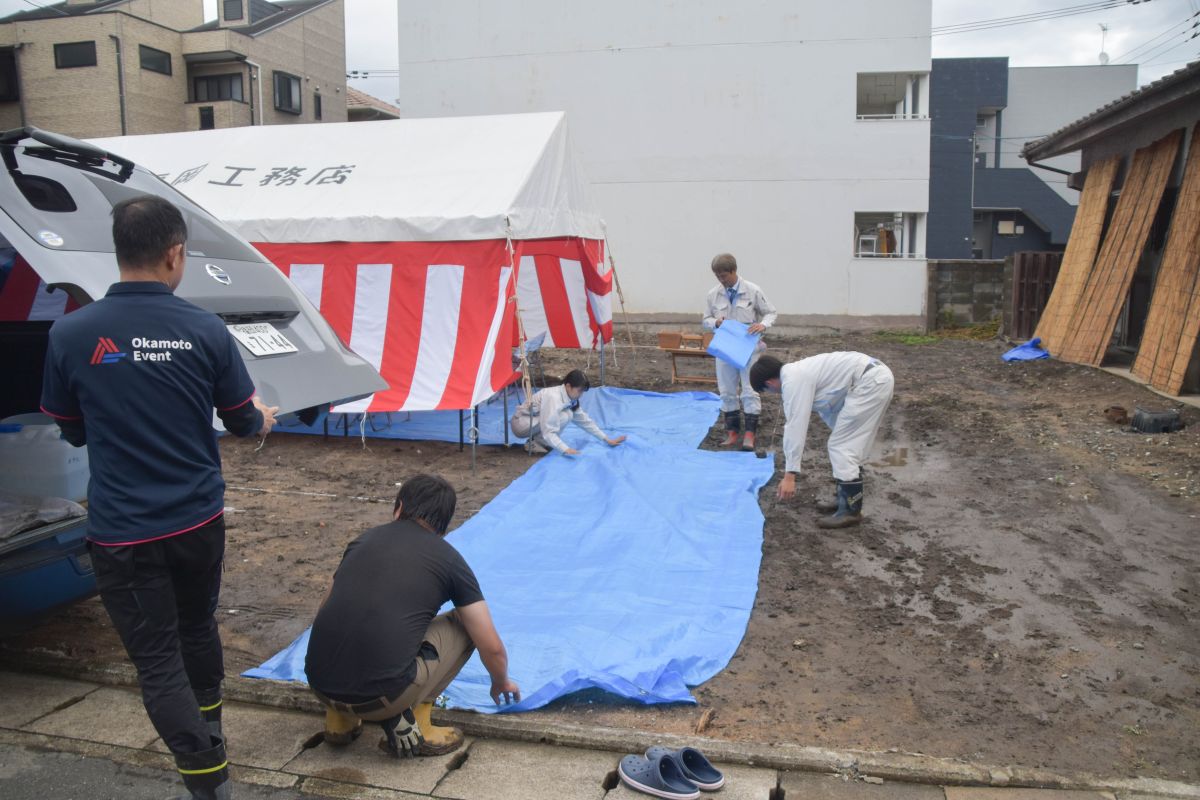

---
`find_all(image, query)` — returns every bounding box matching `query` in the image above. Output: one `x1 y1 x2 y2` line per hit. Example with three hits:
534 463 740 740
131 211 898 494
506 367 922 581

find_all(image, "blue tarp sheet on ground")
244 387 774 713
275 385 524 446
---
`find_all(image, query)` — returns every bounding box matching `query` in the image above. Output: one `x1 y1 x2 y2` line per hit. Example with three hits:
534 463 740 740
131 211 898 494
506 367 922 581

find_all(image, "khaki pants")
315 611 475 731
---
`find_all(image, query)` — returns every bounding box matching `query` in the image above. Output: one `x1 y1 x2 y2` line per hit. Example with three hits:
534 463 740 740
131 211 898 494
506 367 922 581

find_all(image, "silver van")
0 127 386 630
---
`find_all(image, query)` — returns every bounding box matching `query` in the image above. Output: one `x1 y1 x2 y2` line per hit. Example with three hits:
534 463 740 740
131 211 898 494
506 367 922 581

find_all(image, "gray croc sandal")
618 753 700 800
645 746 725 791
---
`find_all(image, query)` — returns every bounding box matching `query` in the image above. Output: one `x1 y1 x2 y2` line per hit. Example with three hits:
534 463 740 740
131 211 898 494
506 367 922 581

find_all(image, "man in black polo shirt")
40 195 277 800
306 474 520 758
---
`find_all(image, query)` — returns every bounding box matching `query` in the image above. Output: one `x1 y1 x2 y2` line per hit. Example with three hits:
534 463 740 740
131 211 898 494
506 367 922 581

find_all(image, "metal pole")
458 410 464 452
503 383 510 446
599 340 606 385
471 406 479 472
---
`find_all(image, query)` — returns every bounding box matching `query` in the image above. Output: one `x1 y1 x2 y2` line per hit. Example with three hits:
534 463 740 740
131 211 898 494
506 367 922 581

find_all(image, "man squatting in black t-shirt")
305 474 521 757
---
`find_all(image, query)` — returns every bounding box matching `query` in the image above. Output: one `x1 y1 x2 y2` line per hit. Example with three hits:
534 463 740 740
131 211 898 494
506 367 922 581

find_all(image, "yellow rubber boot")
413 702 464 756
324 707 363 746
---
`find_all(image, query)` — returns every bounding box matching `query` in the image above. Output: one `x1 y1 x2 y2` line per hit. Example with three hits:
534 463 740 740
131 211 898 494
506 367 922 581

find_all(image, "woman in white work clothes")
510 370 626 455
750 352 894 528
702 253 778 451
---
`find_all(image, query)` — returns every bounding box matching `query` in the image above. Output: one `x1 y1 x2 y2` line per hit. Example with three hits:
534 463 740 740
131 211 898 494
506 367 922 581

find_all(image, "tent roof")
89 112 604 243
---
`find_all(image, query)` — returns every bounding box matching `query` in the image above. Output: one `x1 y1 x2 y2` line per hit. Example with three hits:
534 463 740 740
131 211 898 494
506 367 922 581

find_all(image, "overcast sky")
2 1 1197 108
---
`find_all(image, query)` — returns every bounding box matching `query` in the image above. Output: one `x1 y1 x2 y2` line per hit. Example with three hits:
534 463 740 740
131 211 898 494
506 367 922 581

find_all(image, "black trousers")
91 517 226 755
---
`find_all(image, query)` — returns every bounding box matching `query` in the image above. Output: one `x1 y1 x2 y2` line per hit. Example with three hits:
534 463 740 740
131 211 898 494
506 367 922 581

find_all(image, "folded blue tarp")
706 318 760 369
244 387 774 713
1002 337 1050 362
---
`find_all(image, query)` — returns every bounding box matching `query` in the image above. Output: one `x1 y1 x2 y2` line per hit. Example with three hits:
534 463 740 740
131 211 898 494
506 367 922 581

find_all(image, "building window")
856 72 929 120
138 45 171 76
0 50 18 102
273 71 301 114
193 74 243 102
854 212 924 258
54 41 97 69
199 106 215 130
223 0 244 21
314 91 322 120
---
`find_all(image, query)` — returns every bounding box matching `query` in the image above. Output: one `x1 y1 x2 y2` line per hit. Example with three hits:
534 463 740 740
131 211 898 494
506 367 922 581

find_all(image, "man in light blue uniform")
702 253 777 450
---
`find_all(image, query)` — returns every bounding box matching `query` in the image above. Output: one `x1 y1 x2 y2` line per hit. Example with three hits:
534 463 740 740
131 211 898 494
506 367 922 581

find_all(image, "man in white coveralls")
749 352 894 528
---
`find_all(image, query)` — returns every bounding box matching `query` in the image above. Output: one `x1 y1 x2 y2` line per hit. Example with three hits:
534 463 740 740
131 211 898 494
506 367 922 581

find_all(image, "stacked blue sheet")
245 387 775 712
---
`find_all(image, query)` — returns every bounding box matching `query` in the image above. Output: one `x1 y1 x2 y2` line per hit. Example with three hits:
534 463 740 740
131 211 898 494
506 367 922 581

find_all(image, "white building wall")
1000 65 1137 204
396 1 932 322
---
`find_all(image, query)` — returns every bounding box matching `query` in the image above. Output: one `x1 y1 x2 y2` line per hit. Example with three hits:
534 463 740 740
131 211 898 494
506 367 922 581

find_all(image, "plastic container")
1131 406 1183 434
0 413 89 502
0 516 94 632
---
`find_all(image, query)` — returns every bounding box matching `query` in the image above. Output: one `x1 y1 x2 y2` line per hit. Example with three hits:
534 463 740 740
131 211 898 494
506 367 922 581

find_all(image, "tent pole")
471 405 479 473
604 232 637 373
507 217 536 429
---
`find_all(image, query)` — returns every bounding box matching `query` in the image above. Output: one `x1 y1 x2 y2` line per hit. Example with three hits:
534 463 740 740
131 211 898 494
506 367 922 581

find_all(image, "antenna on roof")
1098 23 1111 64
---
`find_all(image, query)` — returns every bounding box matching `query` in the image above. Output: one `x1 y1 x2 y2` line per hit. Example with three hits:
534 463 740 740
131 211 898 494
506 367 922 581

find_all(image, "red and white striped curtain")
513 238 613 349
2 239 613 414
257 240 520 413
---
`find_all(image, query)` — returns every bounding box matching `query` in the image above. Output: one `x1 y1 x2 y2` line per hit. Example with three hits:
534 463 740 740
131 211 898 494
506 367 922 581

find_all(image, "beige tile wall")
0 1 347 137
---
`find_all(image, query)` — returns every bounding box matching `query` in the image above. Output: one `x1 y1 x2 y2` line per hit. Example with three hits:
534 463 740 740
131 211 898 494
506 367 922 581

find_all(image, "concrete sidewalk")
0 669 1194 800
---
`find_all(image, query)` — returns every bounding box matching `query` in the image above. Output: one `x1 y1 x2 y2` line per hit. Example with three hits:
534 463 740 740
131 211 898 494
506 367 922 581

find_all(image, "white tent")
89 114 614 412
96 112 604 243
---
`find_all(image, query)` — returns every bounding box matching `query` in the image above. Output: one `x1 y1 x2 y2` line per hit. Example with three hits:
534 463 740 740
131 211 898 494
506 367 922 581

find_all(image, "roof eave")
1024 75 1200 162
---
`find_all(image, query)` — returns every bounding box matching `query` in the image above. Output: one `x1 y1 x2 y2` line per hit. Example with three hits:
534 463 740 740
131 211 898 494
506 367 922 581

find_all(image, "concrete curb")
2 650 1197 799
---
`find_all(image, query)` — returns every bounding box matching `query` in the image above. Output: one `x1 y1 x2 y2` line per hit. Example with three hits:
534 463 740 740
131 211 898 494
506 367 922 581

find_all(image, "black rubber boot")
720 411 741 447
817 477 864 529
196 688 223 741
741 414 759 451
174 737 232 800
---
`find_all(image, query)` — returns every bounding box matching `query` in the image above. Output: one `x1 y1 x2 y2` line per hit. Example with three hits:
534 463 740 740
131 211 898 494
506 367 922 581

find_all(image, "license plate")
227 323 299 357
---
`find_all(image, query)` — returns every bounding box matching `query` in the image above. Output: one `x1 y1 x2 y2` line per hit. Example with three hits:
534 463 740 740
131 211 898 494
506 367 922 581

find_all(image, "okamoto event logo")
90 337 127 365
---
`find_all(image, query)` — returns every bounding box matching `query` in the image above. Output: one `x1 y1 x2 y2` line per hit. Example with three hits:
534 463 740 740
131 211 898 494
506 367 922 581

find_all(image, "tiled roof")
1023 59 1200 161
346 87 401 119
0 0 127 23
186 0 331 36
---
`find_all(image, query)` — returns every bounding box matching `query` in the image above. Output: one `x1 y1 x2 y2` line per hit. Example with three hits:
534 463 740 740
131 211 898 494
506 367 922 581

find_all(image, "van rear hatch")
0 128 385 415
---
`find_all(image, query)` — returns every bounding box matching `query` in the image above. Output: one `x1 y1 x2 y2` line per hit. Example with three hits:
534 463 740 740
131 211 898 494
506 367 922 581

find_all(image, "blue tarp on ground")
244 387 774 713
275 385 525 446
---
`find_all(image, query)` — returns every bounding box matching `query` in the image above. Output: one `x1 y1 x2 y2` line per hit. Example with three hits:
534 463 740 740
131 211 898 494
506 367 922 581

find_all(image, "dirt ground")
6 332 1199 781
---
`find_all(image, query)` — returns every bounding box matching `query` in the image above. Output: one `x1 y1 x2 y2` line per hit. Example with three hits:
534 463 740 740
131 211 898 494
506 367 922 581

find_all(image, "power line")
1140 53 1200 67
1142 44 1200 65
1111 12 1196 62
934 1 1126 32
933 0 1151 37
1131 17 1200 63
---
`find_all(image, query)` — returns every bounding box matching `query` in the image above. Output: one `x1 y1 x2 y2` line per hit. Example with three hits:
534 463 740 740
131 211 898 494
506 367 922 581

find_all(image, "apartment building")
394 0 932 328
0 0 347 138
928 58 1136 260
